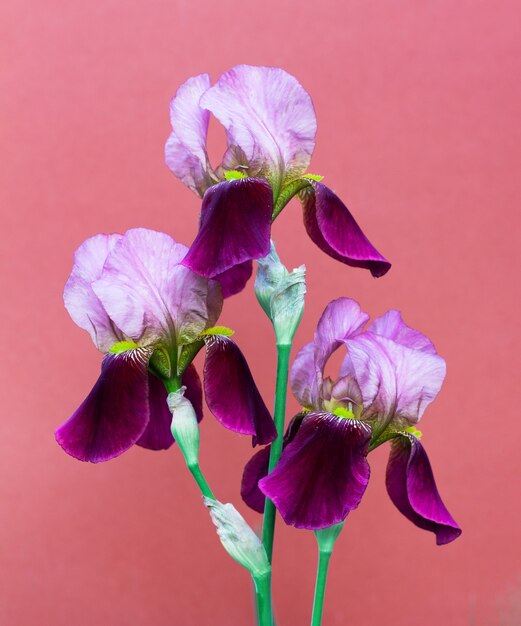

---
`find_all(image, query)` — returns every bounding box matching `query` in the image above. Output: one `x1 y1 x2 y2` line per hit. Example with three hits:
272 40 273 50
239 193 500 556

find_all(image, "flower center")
332 404 356 420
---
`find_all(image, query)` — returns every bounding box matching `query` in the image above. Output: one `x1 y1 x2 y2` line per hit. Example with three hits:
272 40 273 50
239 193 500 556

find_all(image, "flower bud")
168 387 200 467
204 498 271 578
255 242 306 345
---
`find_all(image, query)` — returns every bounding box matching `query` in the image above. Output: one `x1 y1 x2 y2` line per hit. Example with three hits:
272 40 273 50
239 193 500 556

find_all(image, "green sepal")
200 325 235 337
224 170 247 181
303 173 324 181
177 339 205 376
148 347 172 379
272 177 313 219
314 521 345 553
109 340 139 354
404 426 423 439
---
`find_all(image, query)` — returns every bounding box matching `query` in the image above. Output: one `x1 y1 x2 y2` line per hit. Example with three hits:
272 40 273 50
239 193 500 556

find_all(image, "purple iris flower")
165 65 391 296
56 228 276 463
241 298 461 545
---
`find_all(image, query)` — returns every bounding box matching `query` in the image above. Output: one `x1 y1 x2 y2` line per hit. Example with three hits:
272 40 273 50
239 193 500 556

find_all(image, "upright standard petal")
259 413 371 529
369 310 437 354
301 182 391 278
200 65 317 192
368 333 446 425
182 179 273 278
290 299 368 410
203 336 276 445
55 350 151 463
165 73 215 196
386 435 461 545
63 233 123 352
93 228 221 347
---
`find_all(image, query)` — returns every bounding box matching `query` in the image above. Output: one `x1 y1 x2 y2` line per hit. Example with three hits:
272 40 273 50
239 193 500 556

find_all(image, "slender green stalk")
311 523 344 626
253 573 273 626
187 463 215 499
311 549 332 626
261 343 292 561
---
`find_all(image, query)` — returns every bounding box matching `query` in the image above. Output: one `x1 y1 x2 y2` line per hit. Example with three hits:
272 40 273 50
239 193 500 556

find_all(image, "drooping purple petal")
63 233 123 352
369 310 437 354
203 336 276 445
165 73 215 196
213 260 253 298
55 350 151 463
137 364 203 451
200 65 317 191
93 229 222 347
259 412 371 529
182 179 273 278
386 435 461 545
241 445 271 513
301 182 391 278
182 363 204 423
241 413 305 513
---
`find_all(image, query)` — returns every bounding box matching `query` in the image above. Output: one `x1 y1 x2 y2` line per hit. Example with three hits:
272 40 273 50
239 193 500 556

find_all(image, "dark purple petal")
136 373 175 451
259 412 371 529
213 260 253 298
203 336 276 445
241 445 271 513
55 351 151 463
241 413 305 513
301 182 391 278
182 363 204 422
386 435 461 545
182 178 273 278
137 364 203 451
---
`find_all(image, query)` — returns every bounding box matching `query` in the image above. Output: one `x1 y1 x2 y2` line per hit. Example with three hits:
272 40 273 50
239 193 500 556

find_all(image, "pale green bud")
204 498 271 578
255 242 306 345
168 387 200 467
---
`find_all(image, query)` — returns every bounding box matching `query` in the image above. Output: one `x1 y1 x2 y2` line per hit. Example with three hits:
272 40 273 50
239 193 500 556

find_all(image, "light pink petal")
369 310 437 354
165 74 215 196
200 65 316 192
63 233 123 352
93 228 222 347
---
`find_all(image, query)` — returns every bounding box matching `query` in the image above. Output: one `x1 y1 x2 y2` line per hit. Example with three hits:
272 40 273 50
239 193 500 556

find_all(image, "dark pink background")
1 1 520 624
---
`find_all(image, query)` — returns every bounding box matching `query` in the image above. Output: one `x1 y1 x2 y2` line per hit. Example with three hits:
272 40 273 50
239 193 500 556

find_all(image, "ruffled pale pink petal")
165 73 215 196
369 310 437 354
63 233 123 352
93 228 222 347
200 65 316 191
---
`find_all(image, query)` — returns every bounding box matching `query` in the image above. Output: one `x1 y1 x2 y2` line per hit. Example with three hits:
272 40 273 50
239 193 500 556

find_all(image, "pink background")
1 0 520 624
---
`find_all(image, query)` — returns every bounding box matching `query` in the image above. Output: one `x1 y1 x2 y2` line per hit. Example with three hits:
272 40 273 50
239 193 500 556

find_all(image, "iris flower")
165 65 391 296
56 228 276 463
242 298 461 545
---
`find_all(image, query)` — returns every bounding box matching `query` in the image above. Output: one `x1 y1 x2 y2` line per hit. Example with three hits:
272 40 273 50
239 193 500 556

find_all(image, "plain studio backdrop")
1 1 520 624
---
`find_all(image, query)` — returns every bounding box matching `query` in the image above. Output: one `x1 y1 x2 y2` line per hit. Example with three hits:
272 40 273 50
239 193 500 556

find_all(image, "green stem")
311 549 332 626
253 572 273 626
311 523 344 626
187 463 215 499
261 343 292 561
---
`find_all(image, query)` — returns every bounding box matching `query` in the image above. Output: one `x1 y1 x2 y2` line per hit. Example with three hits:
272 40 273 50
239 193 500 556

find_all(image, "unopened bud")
204 498 271 578
168 387 200 467
255 242 306 345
